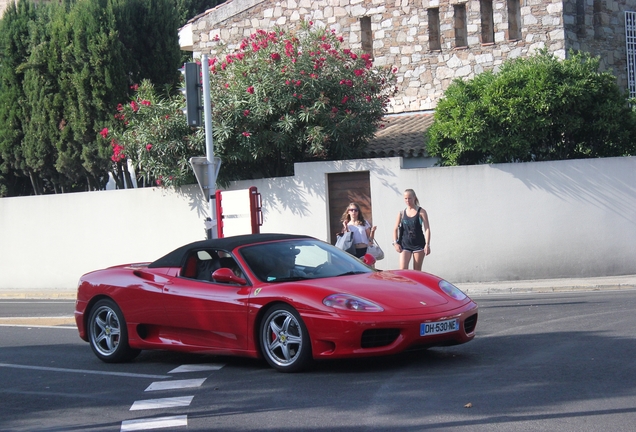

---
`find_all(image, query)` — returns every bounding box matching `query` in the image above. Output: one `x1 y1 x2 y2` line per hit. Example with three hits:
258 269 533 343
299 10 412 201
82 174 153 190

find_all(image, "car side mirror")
362 253 376 266
212 268 247 285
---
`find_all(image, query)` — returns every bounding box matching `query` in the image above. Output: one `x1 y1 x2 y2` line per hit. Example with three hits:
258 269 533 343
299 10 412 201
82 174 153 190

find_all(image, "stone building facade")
183 0 636 114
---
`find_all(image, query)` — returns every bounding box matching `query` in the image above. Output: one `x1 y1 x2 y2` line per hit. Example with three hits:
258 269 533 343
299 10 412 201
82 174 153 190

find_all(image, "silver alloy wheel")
90 304 122 357
261 308 304 369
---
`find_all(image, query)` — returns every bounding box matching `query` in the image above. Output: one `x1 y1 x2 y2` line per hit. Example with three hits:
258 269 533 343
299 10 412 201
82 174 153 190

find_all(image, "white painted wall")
1 156 635 293
0 185 206 292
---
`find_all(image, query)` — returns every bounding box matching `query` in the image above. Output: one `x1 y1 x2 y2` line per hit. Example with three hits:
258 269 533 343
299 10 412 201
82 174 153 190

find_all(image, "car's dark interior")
181 250 244 282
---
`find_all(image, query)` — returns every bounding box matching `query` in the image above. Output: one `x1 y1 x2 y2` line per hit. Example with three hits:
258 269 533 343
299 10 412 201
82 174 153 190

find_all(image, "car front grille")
464 313 478 334
361 328 400 348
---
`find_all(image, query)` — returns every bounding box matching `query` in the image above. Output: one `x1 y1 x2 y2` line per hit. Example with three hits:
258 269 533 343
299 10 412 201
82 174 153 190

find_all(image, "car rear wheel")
88 299 140 363
260 304 312 373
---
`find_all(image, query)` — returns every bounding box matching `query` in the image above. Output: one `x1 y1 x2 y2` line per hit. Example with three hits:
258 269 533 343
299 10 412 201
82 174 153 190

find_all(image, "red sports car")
75 233 478 372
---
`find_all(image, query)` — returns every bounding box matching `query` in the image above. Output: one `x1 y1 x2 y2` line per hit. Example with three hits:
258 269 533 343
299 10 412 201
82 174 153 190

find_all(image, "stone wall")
189 0 633 112
563 0 633 90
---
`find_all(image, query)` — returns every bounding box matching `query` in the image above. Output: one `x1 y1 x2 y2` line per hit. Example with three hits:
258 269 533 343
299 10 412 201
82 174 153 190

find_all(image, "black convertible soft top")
148 233 314 268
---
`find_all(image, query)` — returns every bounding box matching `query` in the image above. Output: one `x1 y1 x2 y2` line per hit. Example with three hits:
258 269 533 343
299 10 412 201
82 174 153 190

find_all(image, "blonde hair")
404 189 420 206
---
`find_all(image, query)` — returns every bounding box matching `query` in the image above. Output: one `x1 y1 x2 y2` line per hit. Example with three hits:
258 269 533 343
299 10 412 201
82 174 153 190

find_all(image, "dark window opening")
576 0 586 37
454 4 468 48
593 0 603 39
480 0 494 44
507 0 521 41
360 16 373 58
428 8 441 51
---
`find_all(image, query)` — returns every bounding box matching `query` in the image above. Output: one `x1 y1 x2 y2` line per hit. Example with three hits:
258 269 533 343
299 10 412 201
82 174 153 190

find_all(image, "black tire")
87 299 140 363
259 304 312 373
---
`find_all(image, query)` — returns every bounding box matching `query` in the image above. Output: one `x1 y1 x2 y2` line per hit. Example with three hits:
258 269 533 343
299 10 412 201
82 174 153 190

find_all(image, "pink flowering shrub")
104 80 204 187
207 21 396 179
104 21 395 186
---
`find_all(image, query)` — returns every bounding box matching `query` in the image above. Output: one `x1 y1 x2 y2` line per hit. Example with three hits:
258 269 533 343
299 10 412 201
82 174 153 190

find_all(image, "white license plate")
420 319 459 336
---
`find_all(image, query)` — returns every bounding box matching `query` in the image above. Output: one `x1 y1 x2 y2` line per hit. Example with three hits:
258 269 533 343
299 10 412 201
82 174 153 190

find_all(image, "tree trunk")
28 171 41 195
123 160 134 189
114 163 124 189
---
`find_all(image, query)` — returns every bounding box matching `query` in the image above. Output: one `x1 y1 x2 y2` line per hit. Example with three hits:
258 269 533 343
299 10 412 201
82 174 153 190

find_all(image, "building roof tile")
365 113 434 158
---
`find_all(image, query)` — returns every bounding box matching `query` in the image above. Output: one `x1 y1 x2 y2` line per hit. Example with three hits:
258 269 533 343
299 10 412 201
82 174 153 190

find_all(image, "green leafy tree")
0 0 37 196
56 0 129 191
0 0 186 196
112 0 182 90
427 50 636 166
19 2 65 194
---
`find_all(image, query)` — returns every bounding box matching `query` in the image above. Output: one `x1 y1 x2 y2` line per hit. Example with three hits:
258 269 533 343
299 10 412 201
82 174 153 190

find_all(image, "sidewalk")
456 274 636 296
1 275 636 299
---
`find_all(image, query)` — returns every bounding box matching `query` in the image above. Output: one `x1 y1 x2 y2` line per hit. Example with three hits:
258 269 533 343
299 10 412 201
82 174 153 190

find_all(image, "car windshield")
239 239 375 282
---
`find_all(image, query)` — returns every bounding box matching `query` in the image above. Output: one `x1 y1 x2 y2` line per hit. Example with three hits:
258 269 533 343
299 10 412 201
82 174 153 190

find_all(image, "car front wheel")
260 304 312 372
88 299 140 363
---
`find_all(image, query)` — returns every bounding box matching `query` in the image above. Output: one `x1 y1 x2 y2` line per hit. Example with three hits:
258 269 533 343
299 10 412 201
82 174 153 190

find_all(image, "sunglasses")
348 208 359 212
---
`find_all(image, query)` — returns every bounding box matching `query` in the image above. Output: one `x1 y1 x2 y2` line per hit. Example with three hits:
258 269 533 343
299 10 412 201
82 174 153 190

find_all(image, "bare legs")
400 250 426 270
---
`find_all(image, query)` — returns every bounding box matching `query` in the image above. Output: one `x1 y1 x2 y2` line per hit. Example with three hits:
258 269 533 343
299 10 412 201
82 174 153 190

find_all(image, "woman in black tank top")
392 189 431 270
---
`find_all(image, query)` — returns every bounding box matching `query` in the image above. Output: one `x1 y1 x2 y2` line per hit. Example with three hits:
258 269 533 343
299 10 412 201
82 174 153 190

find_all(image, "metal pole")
201 54 217 239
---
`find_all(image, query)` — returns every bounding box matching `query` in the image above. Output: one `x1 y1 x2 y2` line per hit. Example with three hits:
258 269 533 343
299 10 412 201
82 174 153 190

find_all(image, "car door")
162 250 251 351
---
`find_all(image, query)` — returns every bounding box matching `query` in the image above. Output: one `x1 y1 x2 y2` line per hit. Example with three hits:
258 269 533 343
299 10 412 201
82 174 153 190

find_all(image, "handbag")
367 239 384 260
396 209 405 245
335 231 356 255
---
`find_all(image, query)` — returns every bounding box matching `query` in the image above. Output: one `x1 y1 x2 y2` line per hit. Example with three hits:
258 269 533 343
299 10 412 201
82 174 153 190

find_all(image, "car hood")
297 270 450 310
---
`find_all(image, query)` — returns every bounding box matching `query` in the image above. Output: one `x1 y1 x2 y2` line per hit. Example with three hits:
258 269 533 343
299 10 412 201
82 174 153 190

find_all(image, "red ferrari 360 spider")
75 233 478 372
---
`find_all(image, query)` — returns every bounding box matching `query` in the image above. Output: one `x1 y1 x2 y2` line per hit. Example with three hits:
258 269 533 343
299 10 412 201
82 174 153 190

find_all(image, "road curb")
0 316 76 326
460 283 636 296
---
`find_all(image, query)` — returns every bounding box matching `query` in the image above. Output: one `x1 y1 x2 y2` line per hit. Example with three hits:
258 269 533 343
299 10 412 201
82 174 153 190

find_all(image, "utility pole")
186 54 221 239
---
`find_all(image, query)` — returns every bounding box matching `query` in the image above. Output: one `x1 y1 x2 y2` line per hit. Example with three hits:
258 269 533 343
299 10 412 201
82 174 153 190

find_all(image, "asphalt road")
1 290 636 431
0 299 75 326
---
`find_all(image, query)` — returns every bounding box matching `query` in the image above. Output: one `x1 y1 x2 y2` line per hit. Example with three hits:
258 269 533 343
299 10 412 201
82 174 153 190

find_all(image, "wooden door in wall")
327 171 371 244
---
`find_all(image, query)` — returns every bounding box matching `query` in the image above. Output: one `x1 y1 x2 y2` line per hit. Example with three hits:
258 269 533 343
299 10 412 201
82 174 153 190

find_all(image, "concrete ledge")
0 291 76 300
457 275 636 296
0 317 76 326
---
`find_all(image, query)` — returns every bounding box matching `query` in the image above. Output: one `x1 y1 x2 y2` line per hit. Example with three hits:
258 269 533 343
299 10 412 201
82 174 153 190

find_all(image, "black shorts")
354 247 367 258
400 242 425 253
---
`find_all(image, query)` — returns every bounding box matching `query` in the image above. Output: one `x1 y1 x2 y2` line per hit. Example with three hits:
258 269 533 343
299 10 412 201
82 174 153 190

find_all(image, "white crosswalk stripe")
144 378 206 392
120 415 187 431
168 363 225 373
130 396 194 411
122 363 225 430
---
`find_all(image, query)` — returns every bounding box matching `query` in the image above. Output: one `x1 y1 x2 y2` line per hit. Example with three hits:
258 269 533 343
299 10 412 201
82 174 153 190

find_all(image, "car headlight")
439 280 467 300
323 294 384 312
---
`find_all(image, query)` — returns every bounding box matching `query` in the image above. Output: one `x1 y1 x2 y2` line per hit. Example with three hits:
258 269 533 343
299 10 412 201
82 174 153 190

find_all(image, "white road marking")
0 363 170 379
124 364 224 430
145 378 206 392
120 415 187 431
130 396 194 411
168 363 225 373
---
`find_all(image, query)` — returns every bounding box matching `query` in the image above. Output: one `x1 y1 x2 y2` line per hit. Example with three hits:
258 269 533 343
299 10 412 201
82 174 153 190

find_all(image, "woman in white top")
341 203 376 258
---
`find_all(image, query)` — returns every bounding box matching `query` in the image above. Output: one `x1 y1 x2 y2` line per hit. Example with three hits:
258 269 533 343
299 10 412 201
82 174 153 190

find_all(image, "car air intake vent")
464 314 478 334
361 329 400 348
